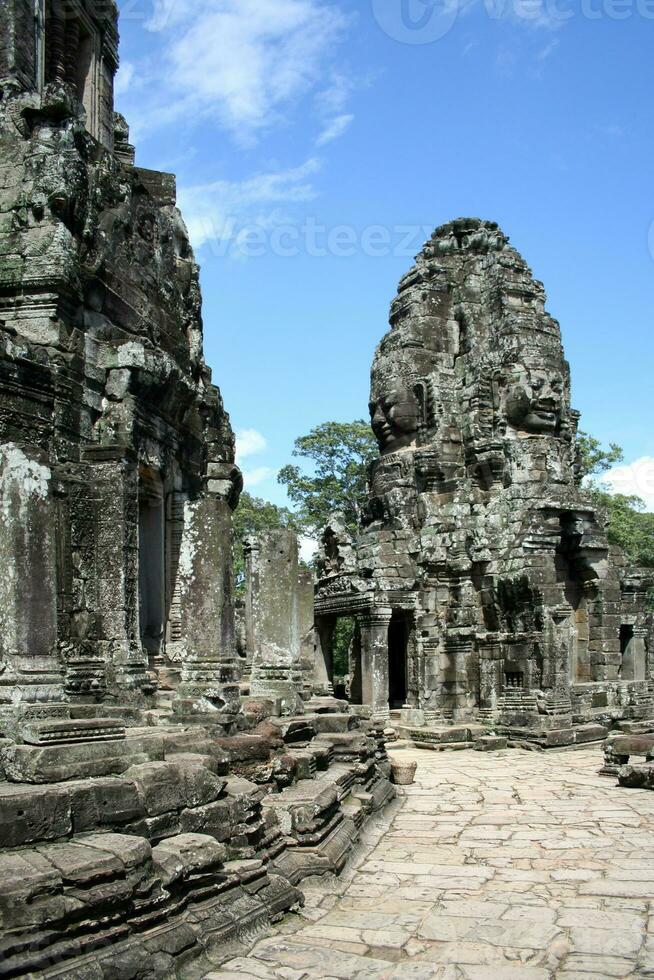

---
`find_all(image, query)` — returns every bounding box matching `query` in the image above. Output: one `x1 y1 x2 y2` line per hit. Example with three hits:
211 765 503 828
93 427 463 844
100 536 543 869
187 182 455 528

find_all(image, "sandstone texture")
315 218 653 735
0 5 395 976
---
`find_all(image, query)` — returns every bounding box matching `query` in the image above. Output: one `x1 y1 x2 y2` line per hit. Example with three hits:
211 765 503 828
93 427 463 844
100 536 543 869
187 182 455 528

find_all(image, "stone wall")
0 8 396 977
0 0 242 725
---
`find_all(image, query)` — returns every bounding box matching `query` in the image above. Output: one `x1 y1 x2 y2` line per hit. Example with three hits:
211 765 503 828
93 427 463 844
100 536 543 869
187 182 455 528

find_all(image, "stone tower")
0 0 243 727
315 218 652 735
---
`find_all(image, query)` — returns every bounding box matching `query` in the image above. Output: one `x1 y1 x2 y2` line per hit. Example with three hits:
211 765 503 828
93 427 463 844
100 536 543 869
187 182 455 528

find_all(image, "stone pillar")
621 627 648 682
71 450 150 701
244 536 260 672
0 0 41 93
47 0 67 83
479 640 502 712
0 443 64 709
173 494 241 726
349 621 363 704
297 568 316 700
359 607 392 722
247 530 304 714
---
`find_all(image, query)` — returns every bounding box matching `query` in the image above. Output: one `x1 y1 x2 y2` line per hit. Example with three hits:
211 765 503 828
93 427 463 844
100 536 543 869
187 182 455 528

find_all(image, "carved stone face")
503 367 565 434
369 387 419 454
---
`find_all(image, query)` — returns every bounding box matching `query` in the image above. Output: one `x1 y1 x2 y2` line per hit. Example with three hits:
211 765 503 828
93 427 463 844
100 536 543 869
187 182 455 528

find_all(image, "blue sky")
115 0 654 512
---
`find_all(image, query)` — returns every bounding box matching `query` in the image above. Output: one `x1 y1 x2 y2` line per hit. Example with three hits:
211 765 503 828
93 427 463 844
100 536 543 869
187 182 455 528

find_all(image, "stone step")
0 732 165 784
397 724 486 747
262 756 394 884
0 831 300 979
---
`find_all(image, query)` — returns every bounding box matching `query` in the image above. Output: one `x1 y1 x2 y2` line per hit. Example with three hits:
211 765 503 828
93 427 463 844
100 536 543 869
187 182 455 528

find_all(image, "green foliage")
278 421 377 536
575 432 653 569
233 491 301 589
332 618 356 676
588 488 654 569
576 430 624 481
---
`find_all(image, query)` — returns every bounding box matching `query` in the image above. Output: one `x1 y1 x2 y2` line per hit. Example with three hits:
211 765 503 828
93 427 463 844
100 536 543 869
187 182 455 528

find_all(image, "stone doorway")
138 467 165 668
565 579 590 683
388 613 409 708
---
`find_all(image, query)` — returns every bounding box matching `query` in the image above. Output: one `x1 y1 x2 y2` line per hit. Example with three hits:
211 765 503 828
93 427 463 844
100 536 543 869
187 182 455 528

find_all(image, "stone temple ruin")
0 4 394 976
315 218 653 747
1 2 653 976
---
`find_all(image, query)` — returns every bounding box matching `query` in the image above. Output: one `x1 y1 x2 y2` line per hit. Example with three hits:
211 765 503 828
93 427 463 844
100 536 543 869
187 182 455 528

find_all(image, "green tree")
588 488 654 569
332 618 356 677
577 432 654 570
232 491 301 589
278 421 377 535
576 430 624 481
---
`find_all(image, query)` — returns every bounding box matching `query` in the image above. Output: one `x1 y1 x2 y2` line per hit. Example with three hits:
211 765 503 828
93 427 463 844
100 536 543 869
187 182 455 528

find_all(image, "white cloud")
143 0 350 143
243 466 275 488
602 456 654 512
115 61 135 97
316 113 354 147
177 158 320 250
236 429 268 461
300 535 319 564
315 72 352 115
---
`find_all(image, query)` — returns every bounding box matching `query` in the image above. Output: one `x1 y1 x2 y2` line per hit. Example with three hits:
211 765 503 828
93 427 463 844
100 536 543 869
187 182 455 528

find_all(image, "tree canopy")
232 491 301 589
576 431 653 570
576 430 624 481
277 420 377 536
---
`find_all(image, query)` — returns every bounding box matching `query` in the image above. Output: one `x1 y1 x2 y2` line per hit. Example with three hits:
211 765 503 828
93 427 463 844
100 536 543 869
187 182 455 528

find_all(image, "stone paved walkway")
211 747 654 979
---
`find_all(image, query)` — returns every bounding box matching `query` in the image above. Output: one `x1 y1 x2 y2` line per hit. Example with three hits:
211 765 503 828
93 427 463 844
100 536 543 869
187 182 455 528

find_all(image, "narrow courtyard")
215 748 654 980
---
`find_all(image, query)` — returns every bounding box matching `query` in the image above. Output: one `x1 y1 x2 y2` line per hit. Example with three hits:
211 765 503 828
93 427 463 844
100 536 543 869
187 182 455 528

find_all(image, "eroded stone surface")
221 747 654 978
314 219 653 731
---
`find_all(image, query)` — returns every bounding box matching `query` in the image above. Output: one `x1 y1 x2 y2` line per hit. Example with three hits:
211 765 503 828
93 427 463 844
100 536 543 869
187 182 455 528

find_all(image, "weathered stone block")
618 762 654 789
124 760 224 817
544 729 576 747
68 777 145 832
179 800 233 841
474 736 508 751
0 735 164 783
0 783 72 846
152 833 227 886
575 724 608 744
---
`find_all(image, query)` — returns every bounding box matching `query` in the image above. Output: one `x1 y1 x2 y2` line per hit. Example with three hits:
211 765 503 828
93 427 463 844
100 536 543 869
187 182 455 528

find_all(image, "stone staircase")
0 699 394 978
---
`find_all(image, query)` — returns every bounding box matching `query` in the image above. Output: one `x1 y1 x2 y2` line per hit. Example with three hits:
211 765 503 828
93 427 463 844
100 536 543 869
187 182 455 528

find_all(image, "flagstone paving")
208 747 654 979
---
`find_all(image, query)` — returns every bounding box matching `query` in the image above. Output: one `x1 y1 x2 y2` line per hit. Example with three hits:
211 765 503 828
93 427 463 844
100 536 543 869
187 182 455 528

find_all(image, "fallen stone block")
305 713 357 735
152 833 227 886
618 762 654 789
266 718 316 744
0 734 165 783
68 777 145 833
474 736 508 751
574 724 608 744
18 717 125 746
